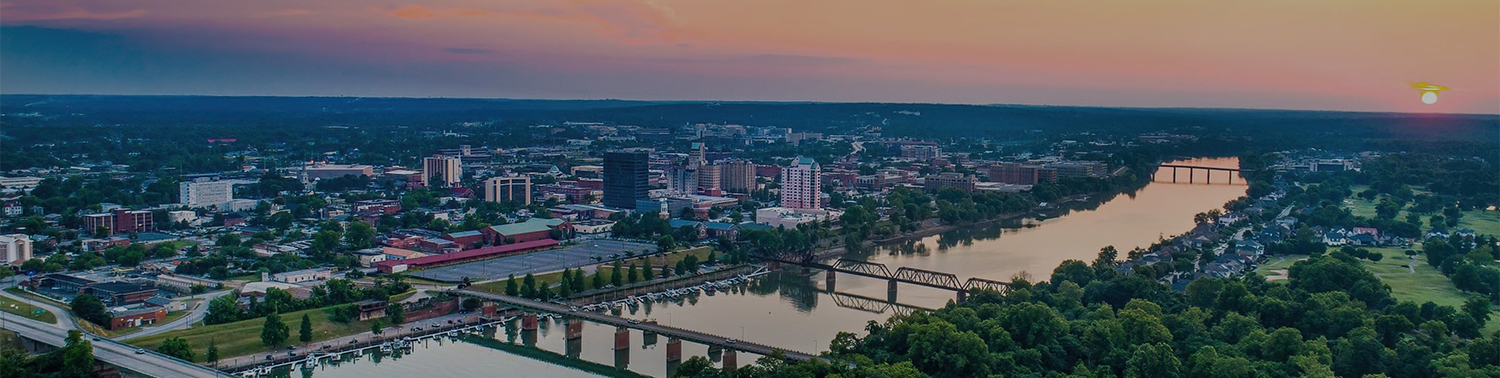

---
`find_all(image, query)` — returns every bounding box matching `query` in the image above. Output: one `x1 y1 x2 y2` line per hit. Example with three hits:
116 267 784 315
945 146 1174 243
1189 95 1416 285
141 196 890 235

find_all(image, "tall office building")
780 157 821 209
422 155 463 187
179 178 233 208
667 165 699 195
484 176 531 205
721 160 757 193
0 234 32 265
697 164 721 192
603 151 650 209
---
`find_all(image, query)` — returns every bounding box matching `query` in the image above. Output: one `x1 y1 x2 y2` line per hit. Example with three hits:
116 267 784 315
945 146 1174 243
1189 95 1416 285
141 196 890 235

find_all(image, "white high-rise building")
179 178 234 208
423 155 463 187
0 234 32 265
780 157 821 209
484 176 531 205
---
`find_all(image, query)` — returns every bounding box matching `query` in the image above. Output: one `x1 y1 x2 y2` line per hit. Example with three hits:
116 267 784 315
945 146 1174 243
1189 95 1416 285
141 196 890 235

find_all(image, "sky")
2 0 1498 113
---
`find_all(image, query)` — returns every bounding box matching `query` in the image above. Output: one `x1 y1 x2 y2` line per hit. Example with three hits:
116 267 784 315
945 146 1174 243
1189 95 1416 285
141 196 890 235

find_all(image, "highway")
453 289 816 361
120 290 233 340
4 312 224 377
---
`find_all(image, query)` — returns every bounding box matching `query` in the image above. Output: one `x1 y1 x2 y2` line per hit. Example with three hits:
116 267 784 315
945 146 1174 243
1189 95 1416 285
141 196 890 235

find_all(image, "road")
120 290 234 340
454 289 815 361
0 288 77 330
3 311 223 377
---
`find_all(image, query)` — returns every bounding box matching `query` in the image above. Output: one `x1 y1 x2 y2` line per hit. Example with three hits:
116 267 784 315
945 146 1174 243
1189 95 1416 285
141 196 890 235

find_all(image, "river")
282 157 1246 378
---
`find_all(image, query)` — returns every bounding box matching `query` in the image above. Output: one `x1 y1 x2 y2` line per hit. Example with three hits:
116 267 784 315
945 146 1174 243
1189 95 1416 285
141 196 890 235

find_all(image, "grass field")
1253 255 1306 281
0 292 58 324
128 306 379 361
469 246 717 295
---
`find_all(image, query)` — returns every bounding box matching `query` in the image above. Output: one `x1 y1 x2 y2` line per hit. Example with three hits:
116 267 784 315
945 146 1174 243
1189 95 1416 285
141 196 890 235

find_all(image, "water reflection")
292 158 1246 378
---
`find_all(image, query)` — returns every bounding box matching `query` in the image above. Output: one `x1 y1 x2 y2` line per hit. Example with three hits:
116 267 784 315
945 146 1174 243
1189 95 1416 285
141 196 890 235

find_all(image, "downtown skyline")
2 0 1498 114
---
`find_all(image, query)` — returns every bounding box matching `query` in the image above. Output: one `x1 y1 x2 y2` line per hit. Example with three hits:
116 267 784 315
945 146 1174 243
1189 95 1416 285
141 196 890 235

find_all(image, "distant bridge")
760 255 1011 302
1157 164 1244 184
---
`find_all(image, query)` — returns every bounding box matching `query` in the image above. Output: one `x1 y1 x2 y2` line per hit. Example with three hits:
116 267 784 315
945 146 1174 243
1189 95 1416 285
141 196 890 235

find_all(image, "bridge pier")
888 280 898 296
723 349 738 371
956 290 967 303
643 331 658 347
521 313 539 331
666 337 682 362
565 336 582 359
1172 167 1177 183
566 318 584 340
825 270 836 291
614 348 630 370
614 326 630 350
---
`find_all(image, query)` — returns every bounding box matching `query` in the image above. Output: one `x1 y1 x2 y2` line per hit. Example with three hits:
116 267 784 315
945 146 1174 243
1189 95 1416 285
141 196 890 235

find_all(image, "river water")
285 158 1246 378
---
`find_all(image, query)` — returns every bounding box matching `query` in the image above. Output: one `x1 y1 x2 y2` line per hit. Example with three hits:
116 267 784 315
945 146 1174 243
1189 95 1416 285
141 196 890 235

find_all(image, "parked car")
134 349 146 354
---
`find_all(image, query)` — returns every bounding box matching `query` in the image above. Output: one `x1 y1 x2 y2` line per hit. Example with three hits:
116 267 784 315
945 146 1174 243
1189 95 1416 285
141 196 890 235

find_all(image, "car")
91 336 101 341
134 349 146 354
413 326 423 331
628 319 641 325
289 352 298 357
266 355 274 361
726 339 737 344
569 308 578 312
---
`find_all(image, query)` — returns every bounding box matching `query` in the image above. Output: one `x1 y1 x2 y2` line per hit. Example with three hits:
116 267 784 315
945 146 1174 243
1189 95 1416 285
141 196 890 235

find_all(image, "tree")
158 337 195 361
657 235 676 253
261 313 290 347
70 294 110 328
505 274 519 296
62 330 94 378
371 320 383 334
627 263 640 284
643 262 656 280
1462 295 1492 327
1126 343 1181 378
345 221 376 249
535 280 552 300
206 340 220 367
463 298 482 311
611 261 624 286
570 269 586 292
592 270 605 289
299 314 313 343
386 303 406 324
521 273 537 298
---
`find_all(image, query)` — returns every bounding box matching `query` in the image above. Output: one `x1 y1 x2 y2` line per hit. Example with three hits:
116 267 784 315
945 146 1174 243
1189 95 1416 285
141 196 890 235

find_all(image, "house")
355 300 388 321
269 268 332 284
110 306 167 329
481 218 570 244
352 248 387 268
703 222 740 239
668 219 707 240
144 296 189 311
443 230 485 249
85 282 158 306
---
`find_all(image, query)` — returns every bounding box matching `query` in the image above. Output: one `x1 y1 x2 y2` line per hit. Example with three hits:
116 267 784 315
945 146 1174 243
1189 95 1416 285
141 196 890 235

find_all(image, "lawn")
1253 255 1306 281
1360 247 1470 308
128 306 379 362
1457 209 1500 235
469 246 717 295
0 292 59 324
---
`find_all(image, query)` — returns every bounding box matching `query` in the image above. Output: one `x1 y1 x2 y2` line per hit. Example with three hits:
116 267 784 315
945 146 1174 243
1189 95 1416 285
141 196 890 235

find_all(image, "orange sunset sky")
2 0 1497 113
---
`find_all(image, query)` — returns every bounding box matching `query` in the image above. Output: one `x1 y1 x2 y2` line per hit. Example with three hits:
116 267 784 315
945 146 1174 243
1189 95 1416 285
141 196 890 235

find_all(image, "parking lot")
409 239 655 282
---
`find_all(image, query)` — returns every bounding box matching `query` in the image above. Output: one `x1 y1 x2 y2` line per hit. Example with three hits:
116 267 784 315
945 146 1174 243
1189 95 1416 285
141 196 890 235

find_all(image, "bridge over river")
453 289 817 367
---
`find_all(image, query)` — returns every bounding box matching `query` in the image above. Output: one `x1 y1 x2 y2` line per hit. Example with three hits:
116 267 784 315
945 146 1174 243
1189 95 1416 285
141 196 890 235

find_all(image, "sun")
1410 82 1449 105
1421 91 1438 105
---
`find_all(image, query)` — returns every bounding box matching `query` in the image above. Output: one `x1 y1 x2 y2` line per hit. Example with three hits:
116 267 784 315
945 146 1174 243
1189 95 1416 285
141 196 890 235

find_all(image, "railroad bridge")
1156 163 1245 184
758 252 1011 303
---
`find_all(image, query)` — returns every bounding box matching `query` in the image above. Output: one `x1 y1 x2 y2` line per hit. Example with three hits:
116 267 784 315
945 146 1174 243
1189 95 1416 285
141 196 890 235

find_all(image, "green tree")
345 221 376 249
1125 343 1181 378
627 263 640 284
1461 295 1492 327
261 313 290 347
903 321 992 378
206 340 220 367
592 270 605 289
158 337 195 361
611 261 624 286
521 273 537 298
386 303 406 324
463 298 482 311
70 294 110 328
570 269 586 292
62 330 94 378
299 314 314 343
643 262 656 280
371 320 383 334
657 235 676 253
505 274 519 296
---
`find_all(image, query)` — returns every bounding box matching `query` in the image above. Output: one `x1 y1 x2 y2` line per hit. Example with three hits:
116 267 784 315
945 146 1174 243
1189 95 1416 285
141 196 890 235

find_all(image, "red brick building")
110 307 166 329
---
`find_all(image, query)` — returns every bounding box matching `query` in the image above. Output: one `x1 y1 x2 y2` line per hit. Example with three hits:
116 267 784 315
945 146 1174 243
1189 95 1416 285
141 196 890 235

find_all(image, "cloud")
443 47 496 55
0 3 146 21
373 2 676 44
253 9 313 18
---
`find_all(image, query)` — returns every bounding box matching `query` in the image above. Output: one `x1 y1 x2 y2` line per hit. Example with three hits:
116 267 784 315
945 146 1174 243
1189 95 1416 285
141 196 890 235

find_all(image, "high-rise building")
667 165 699 195
603 151 650 209
0 234 32 265
697 164 721 192
422 155 463 187
780 156 821 209
720 160 757 193
82 209 155 236
901 144 941 160
179 178 233 208
302 164 374 181
484 176 531 205
688 142 707 168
